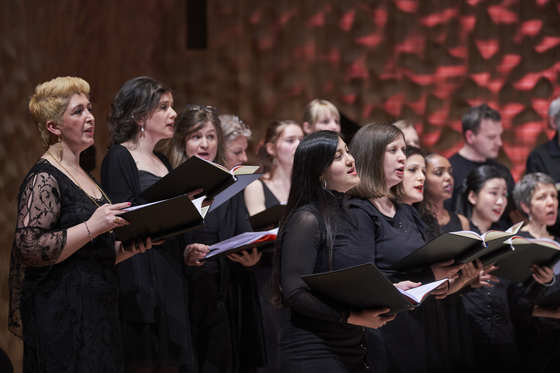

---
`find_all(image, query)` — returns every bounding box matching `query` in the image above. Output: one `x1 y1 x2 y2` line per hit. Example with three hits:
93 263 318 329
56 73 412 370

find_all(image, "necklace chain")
46 151 112 207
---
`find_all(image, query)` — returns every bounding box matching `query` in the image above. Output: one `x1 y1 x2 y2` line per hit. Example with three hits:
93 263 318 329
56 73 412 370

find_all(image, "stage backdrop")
1 0 560 371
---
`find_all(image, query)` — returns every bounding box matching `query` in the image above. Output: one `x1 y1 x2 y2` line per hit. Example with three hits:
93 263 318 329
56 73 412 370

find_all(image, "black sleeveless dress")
253 180 287 373
10 159 122 373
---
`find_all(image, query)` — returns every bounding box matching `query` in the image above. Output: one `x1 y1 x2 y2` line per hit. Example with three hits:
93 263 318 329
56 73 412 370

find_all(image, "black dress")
101 144 192 370
440 211 462 232
460 221 519 372
346 198 438 373
278 197 369 373
509 230 560 372
9 159 122 373
253 180 289 373
184 192 266 373
437 210 476 372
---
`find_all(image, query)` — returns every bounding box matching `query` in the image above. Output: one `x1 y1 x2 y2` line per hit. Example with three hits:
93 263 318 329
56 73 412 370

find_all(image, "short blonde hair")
219 114 252 143
29 76 90 146
303 99 340 126
350 123 404 199
392 119 415 131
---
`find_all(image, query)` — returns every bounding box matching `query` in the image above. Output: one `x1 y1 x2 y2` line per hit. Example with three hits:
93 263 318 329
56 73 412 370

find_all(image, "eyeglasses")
185 104 217 113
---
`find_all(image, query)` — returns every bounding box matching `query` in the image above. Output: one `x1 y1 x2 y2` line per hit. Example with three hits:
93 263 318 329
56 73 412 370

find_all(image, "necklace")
46 150 112 207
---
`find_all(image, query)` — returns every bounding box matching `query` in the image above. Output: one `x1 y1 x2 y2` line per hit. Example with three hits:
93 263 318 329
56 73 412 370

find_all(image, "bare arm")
244 180 266 216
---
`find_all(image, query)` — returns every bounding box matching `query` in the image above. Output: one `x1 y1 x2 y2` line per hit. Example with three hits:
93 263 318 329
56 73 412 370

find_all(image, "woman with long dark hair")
275 130 394 372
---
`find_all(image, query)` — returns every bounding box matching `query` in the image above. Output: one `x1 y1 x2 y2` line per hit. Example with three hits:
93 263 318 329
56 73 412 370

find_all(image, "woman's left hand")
531 264 554 285
227 247 262 267
115 237 153 264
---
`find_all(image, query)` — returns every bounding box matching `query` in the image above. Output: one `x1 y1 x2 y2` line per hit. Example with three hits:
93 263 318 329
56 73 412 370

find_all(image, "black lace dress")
9 159 122 373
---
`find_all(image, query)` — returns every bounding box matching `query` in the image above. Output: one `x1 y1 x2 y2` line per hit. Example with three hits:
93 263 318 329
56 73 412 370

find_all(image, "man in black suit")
447 104 515 229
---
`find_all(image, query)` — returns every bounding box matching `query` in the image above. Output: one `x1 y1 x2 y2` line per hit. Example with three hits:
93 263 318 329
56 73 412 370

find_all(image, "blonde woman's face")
57 93 95 151
312 111 341 134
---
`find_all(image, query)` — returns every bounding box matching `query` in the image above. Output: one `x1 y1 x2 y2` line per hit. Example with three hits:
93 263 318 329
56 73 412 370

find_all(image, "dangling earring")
57 135 63 161
320 176 327 189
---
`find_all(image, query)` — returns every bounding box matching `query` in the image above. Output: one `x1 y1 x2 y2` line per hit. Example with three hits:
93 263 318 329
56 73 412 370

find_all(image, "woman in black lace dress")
9 76 150 373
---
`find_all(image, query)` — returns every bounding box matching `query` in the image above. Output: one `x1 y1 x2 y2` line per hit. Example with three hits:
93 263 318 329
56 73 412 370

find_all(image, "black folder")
492 238 560 282
141 155 258 202
302 263 445 314
249 204 287 231
395 224 522 270
114 194 206 243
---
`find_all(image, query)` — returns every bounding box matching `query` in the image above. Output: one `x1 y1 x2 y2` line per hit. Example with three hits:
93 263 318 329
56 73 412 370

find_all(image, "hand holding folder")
302 263 448 314
203 228 279 260
395 222 523 270
492 237 560 283
114 156 261 243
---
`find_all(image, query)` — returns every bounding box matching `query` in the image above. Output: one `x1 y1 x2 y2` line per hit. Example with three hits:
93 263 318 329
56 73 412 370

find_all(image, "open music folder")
395 222 523 270
203 228 279 260
302 263 447 314
492 237 560 282
114 156 260 243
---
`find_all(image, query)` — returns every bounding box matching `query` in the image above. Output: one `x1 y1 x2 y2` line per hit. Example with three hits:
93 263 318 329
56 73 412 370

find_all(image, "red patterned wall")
161 0 560 181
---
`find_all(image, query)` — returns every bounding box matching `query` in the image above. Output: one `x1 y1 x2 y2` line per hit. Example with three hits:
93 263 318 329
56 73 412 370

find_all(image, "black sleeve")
101 145 143 204
14 171 66 267
280 209 349 323
525 150 547 175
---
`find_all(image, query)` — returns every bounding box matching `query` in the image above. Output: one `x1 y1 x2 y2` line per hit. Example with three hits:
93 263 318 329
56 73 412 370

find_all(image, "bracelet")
84 221 93 242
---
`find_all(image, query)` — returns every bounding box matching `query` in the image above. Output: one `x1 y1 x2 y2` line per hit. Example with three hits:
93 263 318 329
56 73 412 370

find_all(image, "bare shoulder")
457 213 470 230
244 179 266 215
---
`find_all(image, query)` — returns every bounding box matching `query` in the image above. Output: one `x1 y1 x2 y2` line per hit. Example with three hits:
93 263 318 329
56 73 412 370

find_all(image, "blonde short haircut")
392 119 415 131
29 76 90 146
303 99 340 126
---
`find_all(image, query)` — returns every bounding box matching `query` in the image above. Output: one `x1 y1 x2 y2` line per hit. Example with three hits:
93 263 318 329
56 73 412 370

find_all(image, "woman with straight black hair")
457 166 556 372
275 131 395 373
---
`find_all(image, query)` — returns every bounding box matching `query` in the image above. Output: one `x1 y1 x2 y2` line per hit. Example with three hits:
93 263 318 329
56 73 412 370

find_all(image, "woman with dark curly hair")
101 76 193 373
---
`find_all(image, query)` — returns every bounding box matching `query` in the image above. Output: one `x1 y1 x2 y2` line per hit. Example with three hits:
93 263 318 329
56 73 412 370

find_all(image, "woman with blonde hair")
10 76 150 372
244 120 303 215
302 98 341 135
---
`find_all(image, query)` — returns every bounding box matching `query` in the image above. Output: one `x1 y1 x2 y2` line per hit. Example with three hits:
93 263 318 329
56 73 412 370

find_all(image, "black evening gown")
101 144 192 370
184 192 266 373
278 196 370 373
508 230 560 372
9 159 122 373
460 221 519 373
437 210 477 373
346 198 440 373
253 180 290 373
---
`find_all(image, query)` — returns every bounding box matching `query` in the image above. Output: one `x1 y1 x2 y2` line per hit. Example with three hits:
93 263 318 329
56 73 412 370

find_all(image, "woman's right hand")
184 243 210 266
347 308 396 329
87 202 131 237
431 259 464 280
